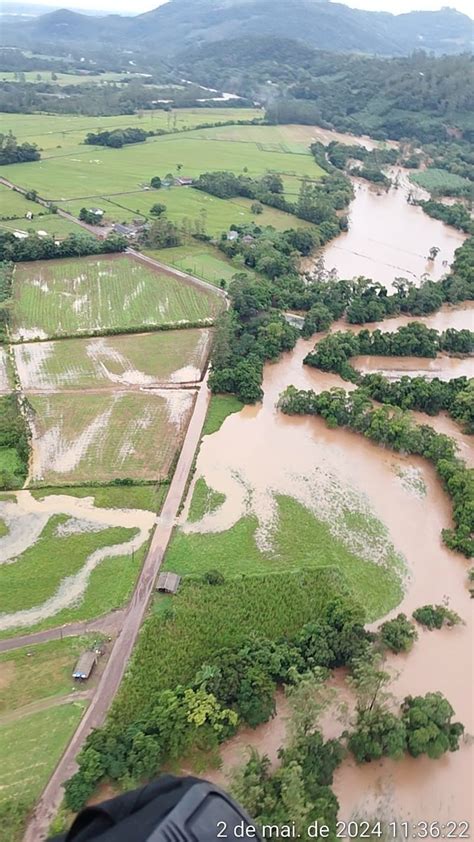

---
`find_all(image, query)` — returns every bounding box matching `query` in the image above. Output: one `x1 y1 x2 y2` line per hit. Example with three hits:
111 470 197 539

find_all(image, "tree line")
0 131 40 165
0 230 127 263
416 200 473 235
303 324 473 432
84 126 151 148
279 385 473 557
0 394 29 489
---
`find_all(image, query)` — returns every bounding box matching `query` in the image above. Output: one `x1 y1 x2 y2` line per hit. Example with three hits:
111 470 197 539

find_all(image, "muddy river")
191 296 472 823
321 170 466 290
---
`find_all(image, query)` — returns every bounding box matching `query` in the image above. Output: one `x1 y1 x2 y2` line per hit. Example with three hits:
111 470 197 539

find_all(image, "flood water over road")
194 304 473 823
321 171 466 290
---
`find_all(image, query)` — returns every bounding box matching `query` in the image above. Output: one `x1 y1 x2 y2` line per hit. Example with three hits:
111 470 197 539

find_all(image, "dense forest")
178 41 474 143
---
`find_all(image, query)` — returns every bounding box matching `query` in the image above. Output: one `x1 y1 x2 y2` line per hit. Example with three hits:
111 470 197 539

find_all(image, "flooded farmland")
189 163 473 824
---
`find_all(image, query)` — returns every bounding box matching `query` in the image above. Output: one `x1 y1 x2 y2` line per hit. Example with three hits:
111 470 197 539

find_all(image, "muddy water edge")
195 299 473 823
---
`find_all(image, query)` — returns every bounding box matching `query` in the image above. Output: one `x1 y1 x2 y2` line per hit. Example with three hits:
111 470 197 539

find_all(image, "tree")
149 203 166 217
348 707 406 762
150 176 162 189
428 245 440 261
378 613 418 653
250 201 263 215
402 692 464 759
412 604 462 630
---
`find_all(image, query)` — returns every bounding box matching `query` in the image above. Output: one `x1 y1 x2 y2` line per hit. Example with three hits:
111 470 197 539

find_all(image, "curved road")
23 371 212 841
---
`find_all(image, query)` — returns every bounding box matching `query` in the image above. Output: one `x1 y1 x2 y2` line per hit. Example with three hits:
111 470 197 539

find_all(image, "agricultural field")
0 70 131 86
111 567 343 727
14 328 211 390
11 254 223 340
0 702 86 824
67 185 317 234
2 108 263 158
0 128 322 201
145 243 259 287
410 168 473 195
0 184 39 218
166 490 403 621
0 488 155 636
0 635 102 713
28 389 196 485
0 214 83 238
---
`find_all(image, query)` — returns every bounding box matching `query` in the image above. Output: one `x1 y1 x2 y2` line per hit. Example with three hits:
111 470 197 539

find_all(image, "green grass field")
14 327 211 391
0 348 10 392
165 494 403 621
77 185 316 235
29 483 168 512
0 214 83 238
28 389 196 484
11 254 222 340
0 636 100 714
410 168 473 195
0 515 137 615
0 703 86 810
202 394 244 436
0 185 39 218
146 242 260 286
2 108 263 158
0 70 130 86
0 128 322 201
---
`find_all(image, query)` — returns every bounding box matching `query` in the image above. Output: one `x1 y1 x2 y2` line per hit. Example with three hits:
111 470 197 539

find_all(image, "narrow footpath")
23 371 212 842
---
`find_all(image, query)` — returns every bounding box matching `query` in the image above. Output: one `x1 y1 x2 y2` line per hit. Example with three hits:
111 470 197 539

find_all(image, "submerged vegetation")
279 386 473 557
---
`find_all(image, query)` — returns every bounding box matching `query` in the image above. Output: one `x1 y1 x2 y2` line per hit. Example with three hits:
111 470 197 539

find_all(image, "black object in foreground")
50 775 262 842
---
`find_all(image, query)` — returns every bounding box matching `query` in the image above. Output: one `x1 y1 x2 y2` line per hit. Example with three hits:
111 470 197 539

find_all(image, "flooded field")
321 170 466 289
191 302 473 824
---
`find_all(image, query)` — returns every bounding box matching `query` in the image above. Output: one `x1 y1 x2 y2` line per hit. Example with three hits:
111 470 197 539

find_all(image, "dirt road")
0 177 109 238
23 371 212 842
0 610 126 654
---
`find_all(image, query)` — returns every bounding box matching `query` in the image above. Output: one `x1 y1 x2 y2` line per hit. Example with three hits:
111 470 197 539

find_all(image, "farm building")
175 177 194 186
88 207 104 217
226 230 239 241
72 651 96 681
156 571 181 594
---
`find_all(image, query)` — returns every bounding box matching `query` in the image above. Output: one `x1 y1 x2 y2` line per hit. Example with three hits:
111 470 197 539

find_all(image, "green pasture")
164 493 404 621
28 389 196 485
0 347 11 392
94 185 316 234
30 484 168 513
14 327 211 390
0 185 39 219
202 394 244 436
0 130 323 201
145 242 258 286
0 449 24 483
0 214 82 238
11 254 222 339
0 635 100 714
0 514 137 615
0 703 86 808
2 108 262 156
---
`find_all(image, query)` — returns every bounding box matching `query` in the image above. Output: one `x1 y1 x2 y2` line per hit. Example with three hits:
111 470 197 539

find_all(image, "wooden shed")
156 571 181 595
72 651 97 681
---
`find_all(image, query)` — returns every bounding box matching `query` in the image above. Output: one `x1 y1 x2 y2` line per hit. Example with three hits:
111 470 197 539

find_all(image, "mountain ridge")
1 0 472 55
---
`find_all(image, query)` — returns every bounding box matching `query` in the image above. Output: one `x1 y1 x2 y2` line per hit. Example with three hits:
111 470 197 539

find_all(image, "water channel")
192 170 473 825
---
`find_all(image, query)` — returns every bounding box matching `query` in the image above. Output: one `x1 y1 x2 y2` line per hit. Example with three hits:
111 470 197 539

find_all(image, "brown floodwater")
191 305 473 825
320 170 466 290
352 353 473 382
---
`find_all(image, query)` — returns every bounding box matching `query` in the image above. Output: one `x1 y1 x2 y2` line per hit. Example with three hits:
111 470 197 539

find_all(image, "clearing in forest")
28 390 196 485
11 254 222 340
14 328 211 391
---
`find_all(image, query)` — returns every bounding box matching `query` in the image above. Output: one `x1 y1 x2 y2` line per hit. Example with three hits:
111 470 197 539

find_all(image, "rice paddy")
11 254 222 340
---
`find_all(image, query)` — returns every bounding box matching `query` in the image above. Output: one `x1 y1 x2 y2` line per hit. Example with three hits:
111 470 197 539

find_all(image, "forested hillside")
178 41 474 142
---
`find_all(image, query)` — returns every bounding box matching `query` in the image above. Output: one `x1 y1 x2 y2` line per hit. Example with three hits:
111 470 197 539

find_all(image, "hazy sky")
16 0 474 16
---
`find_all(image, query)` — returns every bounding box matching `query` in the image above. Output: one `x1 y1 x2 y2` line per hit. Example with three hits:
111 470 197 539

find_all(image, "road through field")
23 370 212 842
